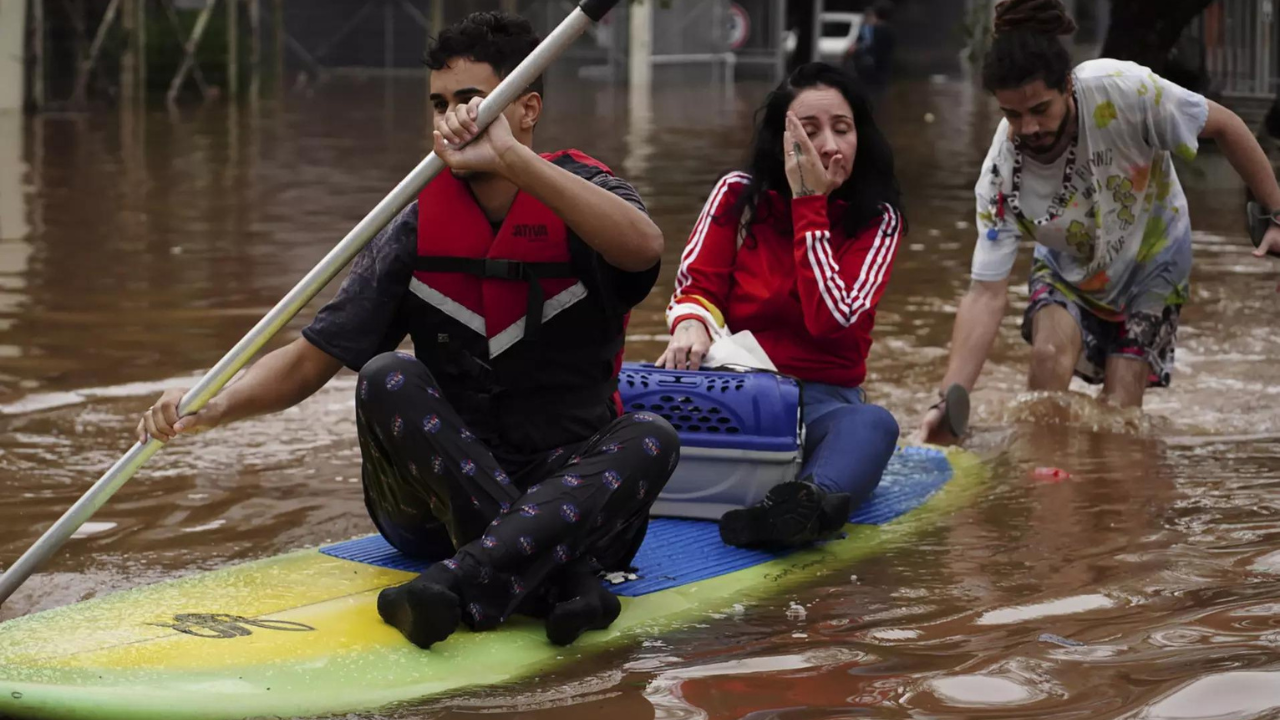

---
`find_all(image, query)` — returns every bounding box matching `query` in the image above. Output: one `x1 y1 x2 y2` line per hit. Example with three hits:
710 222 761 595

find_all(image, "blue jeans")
800 382 899 506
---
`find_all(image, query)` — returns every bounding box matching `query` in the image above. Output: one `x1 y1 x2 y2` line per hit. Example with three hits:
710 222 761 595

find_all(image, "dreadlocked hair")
982 0 1077 93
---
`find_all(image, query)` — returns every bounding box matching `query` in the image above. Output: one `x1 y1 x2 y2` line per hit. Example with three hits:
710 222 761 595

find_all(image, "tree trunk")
1099 0 1215 73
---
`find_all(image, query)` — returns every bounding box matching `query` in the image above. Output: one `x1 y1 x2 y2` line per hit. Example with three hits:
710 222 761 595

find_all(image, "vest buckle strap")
416 256 529 280
483 259 525 280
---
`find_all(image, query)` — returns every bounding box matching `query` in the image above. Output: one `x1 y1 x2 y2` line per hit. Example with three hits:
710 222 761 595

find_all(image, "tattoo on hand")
793 141 817 197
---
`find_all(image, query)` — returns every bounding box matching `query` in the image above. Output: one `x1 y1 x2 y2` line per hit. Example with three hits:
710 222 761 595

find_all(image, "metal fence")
22 0 790 109
282 0 771 82
1203 0 1277 98
579 0 786 85
282 0 614 74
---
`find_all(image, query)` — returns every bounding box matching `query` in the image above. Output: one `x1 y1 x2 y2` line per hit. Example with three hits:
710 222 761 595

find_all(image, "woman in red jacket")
657 62 905 549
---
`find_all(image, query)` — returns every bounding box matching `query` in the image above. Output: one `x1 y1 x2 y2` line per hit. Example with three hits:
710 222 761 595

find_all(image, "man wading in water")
136 11 678 650
918 0 1280 444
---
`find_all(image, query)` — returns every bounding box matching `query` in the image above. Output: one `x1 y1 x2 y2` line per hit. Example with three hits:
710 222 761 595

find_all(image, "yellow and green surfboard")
0 445 983 720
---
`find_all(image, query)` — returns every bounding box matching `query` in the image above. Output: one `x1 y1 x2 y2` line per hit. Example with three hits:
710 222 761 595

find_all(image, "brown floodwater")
2 71 1280 719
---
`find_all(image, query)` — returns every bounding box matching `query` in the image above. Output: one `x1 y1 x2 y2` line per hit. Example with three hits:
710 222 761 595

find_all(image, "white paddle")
0 0 625 606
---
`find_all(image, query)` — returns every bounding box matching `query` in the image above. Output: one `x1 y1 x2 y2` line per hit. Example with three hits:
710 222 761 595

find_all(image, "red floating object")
1032 466 1071 482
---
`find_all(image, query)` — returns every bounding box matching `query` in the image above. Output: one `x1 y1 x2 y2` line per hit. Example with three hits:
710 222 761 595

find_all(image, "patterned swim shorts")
1020 271 1181 389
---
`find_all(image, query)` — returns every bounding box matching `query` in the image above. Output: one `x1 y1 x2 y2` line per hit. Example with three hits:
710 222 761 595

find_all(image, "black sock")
376 565 462 650
545 569 621 647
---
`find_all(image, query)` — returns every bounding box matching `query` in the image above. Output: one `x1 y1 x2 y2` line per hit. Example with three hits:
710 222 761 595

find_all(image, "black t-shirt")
303 166 657 374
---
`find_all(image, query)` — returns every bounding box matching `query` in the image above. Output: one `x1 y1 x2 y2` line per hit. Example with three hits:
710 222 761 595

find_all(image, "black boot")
816 490 852 539
719 480 851 550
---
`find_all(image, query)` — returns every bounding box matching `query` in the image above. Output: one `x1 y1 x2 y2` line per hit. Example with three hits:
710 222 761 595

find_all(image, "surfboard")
0 445 983 720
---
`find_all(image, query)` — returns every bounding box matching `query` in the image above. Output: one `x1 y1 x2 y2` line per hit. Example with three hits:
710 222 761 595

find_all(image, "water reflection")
0 109 33 368
642 649 874 719
0 110 31 241
1135 671 1280 720
1 72 1280 720
920 673 1048 708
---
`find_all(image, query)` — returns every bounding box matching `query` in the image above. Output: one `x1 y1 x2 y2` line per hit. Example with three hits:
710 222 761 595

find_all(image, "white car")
817 12 864 61
785 12 865 62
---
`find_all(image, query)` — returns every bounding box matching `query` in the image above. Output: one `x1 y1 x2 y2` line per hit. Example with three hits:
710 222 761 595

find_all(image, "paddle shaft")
0 0 622 606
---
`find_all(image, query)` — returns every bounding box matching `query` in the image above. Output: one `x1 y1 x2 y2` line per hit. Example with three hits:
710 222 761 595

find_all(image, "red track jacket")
667 172 903 388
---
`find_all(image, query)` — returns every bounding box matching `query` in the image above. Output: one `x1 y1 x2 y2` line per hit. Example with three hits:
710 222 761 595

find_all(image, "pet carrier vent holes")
626 403 741 434
618 371 651 390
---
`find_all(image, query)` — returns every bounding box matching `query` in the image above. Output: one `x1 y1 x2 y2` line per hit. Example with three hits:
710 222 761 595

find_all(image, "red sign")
727 3 751 50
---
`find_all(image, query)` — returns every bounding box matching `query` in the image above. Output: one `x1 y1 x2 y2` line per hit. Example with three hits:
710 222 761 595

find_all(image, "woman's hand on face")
656 319 713 371
783 112 848 198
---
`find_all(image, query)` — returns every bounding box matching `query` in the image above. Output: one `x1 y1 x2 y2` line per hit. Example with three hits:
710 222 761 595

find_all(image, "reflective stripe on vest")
412 165 584 358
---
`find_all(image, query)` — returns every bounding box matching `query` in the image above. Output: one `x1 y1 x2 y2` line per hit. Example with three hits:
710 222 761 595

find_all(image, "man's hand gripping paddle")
0 0 626 608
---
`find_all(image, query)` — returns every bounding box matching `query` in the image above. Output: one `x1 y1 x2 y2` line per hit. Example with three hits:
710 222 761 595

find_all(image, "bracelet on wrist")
928 389 947 411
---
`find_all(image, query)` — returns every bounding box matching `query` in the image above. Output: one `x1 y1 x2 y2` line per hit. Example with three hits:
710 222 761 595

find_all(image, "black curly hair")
424 11 544 96
981 0 1077 93
731 62 903 239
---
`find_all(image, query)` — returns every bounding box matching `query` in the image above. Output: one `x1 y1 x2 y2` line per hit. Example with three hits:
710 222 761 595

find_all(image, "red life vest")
412 162 583 358
402 150 628 465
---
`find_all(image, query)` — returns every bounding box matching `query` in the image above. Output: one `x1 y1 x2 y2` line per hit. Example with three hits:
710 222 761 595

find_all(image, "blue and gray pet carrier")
616 362 803 520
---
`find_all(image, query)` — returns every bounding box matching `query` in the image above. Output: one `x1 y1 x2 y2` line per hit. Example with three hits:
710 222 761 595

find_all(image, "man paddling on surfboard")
136 11 678 649
916 0 1280 445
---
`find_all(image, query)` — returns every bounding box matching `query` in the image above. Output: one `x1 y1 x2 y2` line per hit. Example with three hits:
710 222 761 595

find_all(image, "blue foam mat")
320 446 952 597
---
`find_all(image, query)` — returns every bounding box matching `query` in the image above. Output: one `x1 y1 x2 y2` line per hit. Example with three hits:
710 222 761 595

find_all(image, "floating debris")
1038 633 1085 647
1032 467 1072 482
70 522 117 539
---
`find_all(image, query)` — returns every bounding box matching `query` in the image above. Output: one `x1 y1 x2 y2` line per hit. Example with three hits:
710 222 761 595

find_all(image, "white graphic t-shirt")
970 58 1208 318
